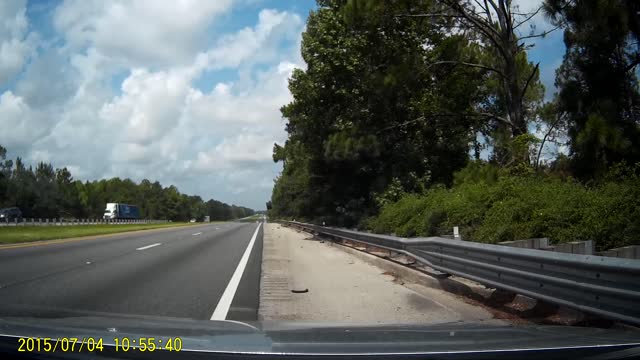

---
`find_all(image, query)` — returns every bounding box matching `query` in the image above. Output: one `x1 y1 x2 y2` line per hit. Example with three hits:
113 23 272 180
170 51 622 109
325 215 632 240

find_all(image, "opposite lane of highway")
0 222 263 321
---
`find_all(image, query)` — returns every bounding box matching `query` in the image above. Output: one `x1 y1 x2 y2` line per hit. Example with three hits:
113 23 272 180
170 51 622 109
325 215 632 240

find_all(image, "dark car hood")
0 306 638 357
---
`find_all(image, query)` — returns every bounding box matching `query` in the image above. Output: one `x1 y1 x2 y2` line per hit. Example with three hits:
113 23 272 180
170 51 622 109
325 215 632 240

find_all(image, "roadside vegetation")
269 0 640 251
368 162 640 251
0 222 200 244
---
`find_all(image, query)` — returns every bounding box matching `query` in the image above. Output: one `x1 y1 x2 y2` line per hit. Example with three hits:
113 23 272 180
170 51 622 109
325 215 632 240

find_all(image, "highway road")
0 222 263 321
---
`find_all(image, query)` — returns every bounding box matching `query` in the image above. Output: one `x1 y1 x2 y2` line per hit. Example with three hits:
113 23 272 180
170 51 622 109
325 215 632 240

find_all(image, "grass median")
0 222 201 244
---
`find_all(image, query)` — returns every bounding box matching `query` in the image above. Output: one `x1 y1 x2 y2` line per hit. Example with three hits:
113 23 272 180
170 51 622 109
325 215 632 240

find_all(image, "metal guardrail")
283 221 640 326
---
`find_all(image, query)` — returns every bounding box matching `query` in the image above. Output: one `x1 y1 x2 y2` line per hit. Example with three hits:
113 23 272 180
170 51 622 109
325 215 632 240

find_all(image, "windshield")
0 0 638 357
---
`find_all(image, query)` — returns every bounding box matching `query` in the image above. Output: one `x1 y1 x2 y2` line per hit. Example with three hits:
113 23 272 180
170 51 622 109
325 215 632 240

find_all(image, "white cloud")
0 91 49 150
16 48 78 107
0 0 36 85
100 68 192 145
203 9 302 70
0 5 305 208
193 134 276 171
186 61 296 134
53 0 234 67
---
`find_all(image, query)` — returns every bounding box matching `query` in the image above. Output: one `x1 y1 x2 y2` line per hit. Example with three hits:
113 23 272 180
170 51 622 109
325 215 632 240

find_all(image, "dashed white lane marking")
192 232 202 236
136 243 162 251
210 223 262 320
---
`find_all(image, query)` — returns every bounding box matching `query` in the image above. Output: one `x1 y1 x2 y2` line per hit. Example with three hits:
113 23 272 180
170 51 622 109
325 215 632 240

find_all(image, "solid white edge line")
192 232 202 236
210 223 262 320
136 243 162 251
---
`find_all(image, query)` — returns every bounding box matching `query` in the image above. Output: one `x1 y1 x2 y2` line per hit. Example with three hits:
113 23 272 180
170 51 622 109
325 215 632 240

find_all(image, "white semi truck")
103 203 140 220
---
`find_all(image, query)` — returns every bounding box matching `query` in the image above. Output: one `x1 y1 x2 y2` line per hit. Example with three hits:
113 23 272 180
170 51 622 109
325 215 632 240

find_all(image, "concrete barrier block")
599 245 640 259
553 240 594 255
499 238 550 249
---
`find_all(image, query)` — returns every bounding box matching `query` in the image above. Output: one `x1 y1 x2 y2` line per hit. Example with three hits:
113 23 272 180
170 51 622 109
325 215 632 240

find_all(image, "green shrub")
369 163 640 251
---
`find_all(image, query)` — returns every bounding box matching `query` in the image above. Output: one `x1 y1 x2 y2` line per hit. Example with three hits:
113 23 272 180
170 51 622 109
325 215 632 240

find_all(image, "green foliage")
452 160 500 186
271 0 637 245
271 0 485 225
545 0 640 178
0 145 254 222
370 162 640 251
373 178 406 209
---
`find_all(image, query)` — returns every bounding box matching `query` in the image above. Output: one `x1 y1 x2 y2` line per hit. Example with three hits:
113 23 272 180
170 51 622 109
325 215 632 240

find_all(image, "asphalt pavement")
0 222 263 321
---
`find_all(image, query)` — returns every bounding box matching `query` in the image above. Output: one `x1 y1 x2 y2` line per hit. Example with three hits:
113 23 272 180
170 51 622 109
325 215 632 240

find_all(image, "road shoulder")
259 223 499 324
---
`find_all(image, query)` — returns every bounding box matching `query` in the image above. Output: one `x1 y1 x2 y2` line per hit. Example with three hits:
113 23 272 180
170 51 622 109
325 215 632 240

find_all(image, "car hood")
0 306 638 357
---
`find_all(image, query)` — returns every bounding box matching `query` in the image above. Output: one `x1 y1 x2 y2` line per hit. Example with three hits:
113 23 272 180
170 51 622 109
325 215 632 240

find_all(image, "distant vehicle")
190 219 196 223
204 215 210 222
103 203 140 220
0 207 22 223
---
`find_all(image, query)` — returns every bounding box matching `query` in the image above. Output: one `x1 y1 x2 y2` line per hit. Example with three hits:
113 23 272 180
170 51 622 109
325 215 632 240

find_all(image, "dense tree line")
0 145 254 221
270 0 640 227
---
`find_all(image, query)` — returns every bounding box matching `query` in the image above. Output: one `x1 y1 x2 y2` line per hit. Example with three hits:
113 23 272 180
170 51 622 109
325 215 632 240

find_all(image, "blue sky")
0 0 564 210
